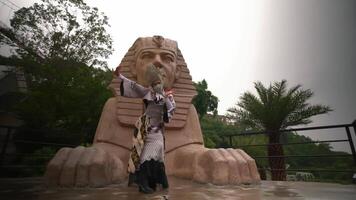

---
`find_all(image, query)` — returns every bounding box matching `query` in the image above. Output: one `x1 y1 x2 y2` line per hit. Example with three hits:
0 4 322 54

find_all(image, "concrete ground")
0 176 355 200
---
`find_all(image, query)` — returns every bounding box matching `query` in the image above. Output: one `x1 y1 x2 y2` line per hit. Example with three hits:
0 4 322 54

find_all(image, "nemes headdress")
134 35 178 58
109 36 197 129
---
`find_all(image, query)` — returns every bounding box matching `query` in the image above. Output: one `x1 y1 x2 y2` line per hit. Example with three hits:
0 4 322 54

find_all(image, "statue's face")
133 48 179 89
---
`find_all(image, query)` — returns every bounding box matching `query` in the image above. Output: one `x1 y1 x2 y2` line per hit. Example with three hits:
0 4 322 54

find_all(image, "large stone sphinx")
45 36 260 187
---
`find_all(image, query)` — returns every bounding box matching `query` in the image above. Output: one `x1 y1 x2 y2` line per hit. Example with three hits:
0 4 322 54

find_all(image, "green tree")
16 61 112 136
0 0 115 176
200 116 245 148
1 0 113 67
230 131 354 183
227 80 331 180
0 0 114 142
192 79 219 119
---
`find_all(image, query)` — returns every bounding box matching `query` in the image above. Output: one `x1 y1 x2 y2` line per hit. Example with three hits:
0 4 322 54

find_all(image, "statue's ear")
175 65 181 80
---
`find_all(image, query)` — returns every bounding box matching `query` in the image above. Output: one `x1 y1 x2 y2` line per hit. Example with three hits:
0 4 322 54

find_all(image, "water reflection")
264 182 301 198
35 177 263 200
2 176 356 200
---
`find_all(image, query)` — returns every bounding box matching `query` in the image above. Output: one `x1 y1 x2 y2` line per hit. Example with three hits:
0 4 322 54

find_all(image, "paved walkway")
0 176 355 200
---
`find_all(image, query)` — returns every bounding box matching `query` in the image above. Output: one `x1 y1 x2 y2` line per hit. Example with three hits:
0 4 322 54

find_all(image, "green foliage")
0 0 114 177
200 79 349 182
20 147 57 176
233 132 356 183
200 116 224 148
201 117 355 183
233 134 269 166
16 60 112 142
227 80 332 130
80 142 92 147
228 80 331 180
200 116 244 148
192 79 219 119
227 80 332 180
2 0 113 67
0 0 115 144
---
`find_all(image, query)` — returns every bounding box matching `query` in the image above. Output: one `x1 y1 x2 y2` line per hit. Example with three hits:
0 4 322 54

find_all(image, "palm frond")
283 104 332 127
272 79 287 100
254 81 268 105
286 84 302 97
227 80 332 132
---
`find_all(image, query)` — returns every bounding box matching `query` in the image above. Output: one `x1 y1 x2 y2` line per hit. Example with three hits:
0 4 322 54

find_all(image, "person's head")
130 36 181 89
145 63 164 94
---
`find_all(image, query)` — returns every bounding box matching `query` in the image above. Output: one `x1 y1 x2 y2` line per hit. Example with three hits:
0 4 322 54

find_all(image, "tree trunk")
267 131 286 181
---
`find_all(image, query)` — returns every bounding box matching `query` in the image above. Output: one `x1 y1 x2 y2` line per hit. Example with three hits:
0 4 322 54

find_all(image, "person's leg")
147 159 159 191
159 162 169 189
139 131 166 192
148 176 156 191
138 161 154 194
128 172 137 186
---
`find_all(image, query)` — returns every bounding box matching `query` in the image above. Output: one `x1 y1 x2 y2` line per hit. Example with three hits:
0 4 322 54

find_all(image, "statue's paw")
192 148 260 185
45 146 125 187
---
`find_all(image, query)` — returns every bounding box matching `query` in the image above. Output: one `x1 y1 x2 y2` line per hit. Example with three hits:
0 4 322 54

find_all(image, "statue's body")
45 36 260 187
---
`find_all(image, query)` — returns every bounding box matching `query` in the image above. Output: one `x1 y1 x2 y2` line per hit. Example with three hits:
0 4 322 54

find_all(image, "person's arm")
163 90 176 123
114 65 150 98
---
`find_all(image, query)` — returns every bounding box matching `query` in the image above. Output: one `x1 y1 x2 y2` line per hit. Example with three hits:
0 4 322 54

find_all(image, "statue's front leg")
166 144 261 185
45 98 132 187
45 144 127 187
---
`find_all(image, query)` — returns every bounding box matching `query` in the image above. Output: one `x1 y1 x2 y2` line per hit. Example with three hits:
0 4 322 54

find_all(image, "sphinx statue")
44 36 260 187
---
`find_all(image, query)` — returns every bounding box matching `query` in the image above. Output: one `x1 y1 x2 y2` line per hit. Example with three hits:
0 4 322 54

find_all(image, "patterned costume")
118 74 175 192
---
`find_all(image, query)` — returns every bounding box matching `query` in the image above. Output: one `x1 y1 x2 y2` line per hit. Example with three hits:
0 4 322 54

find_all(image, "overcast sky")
1 0 355 152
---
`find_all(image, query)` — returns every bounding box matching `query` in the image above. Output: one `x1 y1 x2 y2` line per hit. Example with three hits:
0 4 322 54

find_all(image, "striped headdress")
109 36 197 129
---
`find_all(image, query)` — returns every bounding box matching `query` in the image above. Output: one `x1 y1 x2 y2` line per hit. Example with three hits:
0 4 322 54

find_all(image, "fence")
1 121 356 181
222 120 356 181
0 125 82 176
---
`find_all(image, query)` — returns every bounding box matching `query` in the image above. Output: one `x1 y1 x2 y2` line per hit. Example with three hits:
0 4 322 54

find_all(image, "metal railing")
0 125 81 174
222 120 356 181
1 121 356 181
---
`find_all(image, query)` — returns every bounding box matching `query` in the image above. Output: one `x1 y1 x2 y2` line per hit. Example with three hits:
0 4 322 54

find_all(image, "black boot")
156 162 169 189
128 173 137 187
148 177 157 191
139 184 154 194
161 170 169 189
138 170 154 194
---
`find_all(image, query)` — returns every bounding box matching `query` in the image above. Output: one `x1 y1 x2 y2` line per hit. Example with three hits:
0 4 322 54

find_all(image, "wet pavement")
0 176 355 200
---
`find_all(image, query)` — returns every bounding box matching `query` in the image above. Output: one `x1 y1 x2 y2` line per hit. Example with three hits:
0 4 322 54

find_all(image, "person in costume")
115 62 175 194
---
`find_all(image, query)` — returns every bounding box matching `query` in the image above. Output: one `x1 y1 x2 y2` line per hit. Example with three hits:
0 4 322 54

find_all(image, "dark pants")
128 159 169 191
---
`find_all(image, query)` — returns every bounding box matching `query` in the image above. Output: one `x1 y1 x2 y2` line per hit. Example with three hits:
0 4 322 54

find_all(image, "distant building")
0 64 27 126
296 172 315 182
0 65 27 165
287 174 297 181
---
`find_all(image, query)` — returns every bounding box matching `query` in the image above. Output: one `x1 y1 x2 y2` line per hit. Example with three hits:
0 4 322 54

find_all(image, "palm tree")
227 80 332 181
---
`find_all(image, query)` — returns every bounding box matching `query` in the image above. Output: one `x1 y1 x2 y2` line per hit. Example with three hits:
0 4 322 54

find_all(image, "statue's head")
131 36 180 89
110 36 196 128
